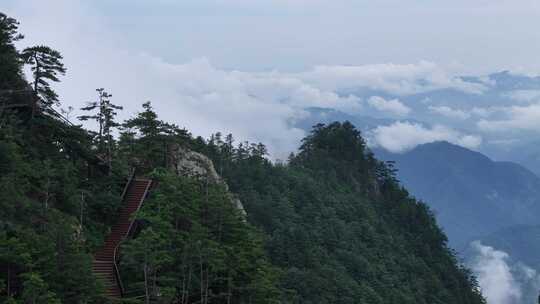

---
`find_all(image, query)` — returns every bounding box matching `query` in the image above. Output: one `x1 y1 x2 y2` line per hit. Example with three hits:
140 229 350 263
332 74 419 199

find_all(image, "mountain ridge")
374 140 540 250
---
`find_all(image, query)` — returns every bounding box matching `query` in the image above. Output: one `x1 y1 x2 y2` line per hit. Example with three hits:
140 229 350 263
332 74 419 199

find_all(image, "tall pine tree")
21 45 66 117
78 88 123 174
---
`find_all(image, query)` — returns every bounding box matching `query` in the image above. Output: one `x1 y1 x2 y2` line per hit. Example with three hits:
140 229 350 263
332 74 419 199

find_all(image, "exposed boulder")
168 145 247 217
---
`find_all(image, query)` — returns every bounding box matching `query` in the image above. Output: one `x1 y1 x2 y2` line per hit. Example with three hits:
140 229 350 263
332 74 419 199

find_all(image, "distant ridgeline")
0 12 485 304
374 141 540 250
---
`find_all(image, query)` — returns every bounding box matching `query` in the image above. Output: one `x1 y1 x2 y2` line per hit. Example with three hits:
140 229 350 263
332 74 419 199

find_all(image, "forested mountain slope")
0 13 277 303
200 123 486 304
0 12 485 304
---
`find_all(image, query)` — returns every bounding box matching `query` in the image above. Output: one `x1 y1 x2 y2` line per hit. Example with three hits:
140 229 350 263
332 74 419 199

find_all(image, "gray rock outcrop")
168 145 247 217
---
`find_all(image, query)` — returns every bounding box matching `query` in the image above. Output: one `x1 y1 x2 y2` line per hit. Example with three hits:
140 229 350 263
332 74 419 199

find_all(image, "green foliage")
0 11 486 304
20 272 61 304
0 13 24 92
120 101 189 172
21 45 66 108
0 25 122 300
0 116 119 303
202 122 486 304
79 88 123 174
120 170 280 303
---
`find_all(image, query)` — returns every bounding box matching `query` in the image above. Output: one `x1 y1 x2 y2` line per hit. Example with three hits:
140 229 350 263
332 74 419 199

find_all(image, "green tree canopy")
21 45 66 114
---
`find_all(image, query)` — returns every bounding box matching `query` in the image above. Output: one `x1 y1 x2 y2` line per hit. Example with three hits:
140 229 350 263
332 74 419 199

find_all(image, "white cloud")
429 105 470 120
5 0 367 159
368 96 410 116
18 0 540 159
477 75 497 87
9 0 494 159
505 90 540 103
111 56 314 159
235 71 362 112
299 61 487 96
488 138 520 146
471 107 498 118
477 103 540 132
469 241 522 304
370 121 482 153
468 241 540 304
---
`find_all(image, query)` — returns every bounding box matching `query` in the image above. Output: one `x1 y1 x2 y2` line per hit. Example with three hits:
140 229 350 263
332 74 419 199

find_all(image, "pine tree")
121 101 188 171
78 88 122 174
0 13 24 91
123 102 160 137
0 233 31 299
21 45 66 116
20 273 61 304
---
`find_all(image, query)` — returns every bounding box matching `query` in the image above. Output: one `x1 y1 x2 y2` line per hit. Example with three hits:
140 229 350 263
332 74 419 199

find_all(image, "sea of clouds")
11 0 540 159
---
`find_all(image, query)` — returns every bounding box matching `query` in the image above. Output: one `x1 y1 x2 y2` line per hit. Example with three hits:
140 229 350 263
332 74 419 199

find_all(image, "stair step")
93 178 152 299
93 265 113 269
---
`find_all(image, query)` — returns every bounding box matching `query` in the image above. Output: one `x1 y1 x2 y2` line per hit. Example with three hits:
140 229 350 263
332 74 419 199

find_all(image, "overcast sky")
4 0 540 157
8 0 540 72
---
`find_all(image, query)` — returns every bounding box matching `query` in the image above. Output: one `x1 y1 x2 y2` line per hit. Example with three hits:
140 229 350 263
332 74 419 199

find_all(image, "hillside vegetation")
199 123 486 304
0 12 485 304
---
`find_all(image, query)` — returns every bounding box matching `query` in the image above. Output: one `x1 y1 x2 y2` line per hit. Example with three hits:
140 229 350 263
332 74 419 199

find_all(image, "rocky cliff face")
168 145 247 216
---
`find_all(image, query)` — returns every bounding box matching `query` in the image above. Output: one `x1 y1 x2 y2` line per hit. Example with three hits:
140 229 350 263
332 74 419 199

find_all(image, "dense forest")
0 12 485 304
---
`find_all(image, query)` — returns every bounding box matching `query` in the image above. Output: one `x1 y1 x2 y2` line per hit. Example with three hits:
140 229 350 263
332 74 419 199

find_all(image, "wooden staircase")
92 177 153 298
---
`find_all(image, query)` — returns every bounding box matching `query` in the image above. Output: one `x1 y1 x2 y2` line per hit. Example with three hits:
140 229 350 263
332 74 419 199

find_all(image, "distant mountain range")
296 71 540 177
372 140 540 303
373 141 540 250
